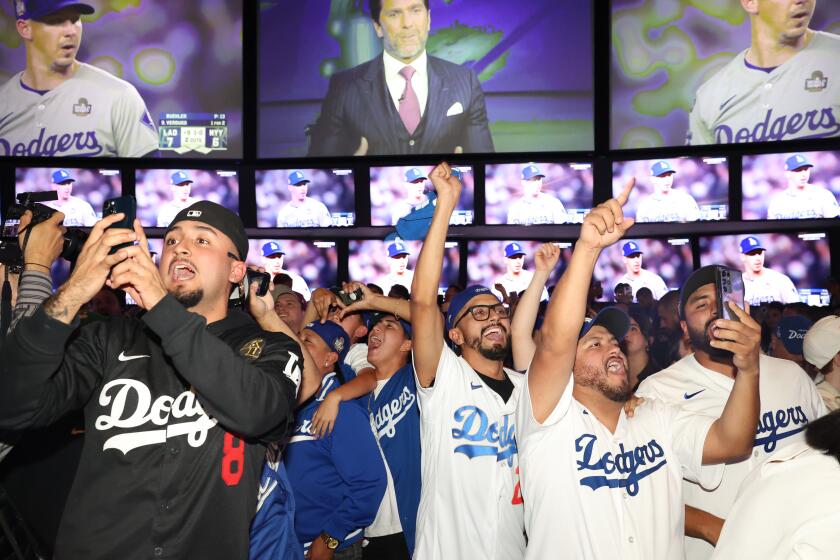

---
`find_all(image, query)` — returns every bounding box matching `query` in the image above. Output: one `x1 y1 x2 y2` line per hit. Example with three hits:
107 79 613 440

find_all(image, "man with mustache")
517 179 762 559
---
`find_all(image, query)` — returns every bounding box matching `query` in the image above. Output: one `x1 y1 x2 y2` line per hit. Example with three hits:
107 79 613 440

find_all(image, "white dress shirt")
383 50 428 117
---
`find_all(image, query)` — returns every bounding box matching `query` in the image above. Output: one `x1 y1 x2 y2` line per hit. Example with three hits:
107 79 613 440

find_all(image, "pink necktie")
398 66 421 135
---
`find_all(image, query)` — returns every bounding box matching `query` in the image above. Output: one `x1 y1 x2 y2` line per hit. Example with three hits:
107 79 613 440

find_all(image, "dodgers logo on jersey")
372 386 416 439
0 126 104 157
754 406 809 453
451 406 517 466
805 71 828 93
575 434 667 497
716 108 840 143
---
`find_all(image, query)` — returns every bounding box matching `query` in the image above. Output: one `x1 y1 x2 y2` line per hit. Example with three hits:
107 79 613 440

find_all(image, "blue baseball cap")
15 0 94 20
579 307 631 341
785 154 813 171
404 168 427 183
622 241 643 257
774 315 813 356
504 242 526 258
740 237 765 254
521 165 545 181
304 321 350 362
288 170 310 186
171 170 193 185
367 312 412 339
51 169 76 184
445 285 500 331
650 160 676 177
261 241 284 257
387 241 410 258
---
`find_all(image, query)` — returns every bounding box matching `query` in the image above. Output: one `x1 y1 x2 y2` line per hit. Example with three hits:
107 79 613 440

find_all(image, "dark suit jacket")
307 54 495 156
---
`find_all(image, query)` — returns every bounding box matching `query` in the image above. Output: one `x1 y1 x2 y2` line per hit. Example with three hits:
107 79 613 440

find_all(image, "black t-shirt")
477 372 515 403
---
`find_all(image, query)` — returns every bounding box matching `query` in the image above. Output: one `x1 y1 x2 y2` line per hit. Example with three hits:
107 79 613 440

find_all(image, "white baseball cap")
803 315 840 369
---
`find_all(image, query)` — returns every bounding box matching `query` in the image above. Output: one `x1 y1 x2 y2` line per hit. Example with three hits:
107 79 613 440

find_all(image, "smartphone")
103 196 137 254
229 269 271 308
330 286 363 306
715 267 745 322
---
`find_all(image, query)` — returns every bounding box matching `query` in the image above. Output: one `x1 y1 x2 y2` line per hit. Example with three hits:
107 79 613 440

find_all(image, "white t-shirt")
712 440 840 560
491 269 549 301
366 379 403 539
156 197 199 227
412 345 525 560
743 268 800 306
517 378 720 560
376 270 414 296
45 196 97 227
276 198 332 228
635 190 701 223
506 194 568 225
636 354 828 560
616 269 669 300
345 343 372 375
766 185 840 220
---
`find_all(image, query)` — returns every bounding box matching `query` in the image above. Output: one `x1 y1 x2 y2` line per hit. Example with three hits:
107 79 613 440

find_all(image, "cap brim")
580 307 631 341
28 2 95 19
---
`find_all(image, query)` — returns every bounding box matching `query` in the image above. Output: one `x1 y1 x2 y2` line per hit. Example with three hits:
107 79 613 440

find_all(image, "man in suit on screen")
307 0 495 157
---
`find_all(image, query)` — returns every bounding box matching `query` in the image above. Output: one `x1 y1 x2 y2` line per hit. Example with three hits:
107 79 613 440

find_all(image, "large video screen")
136 169 239 228
594 237 694 302
466 240 573 300
258 0 594 157
485 162 593 225
256 168 355 228
612 156 729 223
370 164 474 226
611 1 840 149
743 150 840 220
15 167 122 227
348 239 460 295
699 232 832 307
0 1 243 158
246 239 339 300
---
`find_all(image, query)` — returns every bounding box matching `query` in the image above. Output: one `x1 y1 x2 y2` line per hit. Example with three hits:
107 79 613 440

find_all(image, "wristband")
24 262 51 271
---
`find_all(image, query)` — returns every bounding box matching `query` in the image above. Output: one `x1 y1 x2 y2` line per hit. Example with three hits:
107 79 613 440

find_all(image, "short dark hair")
388 284 410 300
805 409 840 466
369 0 430 22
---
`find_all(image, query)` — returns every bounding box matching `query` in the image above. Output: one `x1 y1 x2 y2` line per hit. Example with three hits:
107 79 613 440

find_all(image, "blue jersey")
249 443 303 559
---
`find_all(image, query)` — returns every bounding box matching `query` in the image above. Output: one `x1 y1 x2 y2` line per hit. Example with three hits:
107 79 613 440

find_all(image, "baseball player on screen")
506 165 568 225
390 168 430 225
687 0 840 145
43 168 96 226
766 154 840 219
635 161 701 223
377 242 414 296
615 241 669 300
261 241 311 300
739 236 800 306
491 242 549 302
275 171 333 228
156 171 199 227
0 0 159 157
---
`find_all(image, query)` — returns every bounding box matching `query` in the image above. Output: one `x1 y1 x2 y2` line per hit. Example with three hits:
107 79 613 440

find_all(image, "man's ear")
325 351 339 369
400 339 412 353
229 260 247 284
740 0 758 16
372 20 384 39
16 20 32 41
448 327 464 346
680 320 689 340
353 325 369 340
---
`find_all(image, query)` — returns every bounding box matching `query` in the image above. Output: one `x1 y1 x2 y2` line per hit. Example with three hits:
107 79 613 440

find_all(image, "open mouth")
170 261 196 281
606 357 626 376
482 325 506 343
369 334 383 349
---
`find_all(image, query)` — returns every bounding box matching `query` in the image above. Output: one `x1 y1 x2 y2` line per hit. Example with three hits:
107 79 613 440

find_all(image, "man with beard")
411 162 525 559
636 265 827 560
516 179 762 559
0 201 303 559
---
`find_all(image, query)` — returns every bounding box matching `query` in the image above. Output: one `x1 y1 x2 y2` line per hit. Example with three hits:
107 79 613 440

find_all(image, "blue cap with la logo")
521 165 545 180
739 236 765 254
387 241 410 258
504 242 526 258
650 160 676 177
288 170 310 185
784 154 813 171
52 168 76 184
622 241 643 257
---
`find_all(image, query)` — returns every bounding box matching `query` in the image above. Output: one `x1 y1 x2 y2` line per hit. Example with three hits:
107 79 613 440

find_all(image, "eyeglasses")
453 303 509 327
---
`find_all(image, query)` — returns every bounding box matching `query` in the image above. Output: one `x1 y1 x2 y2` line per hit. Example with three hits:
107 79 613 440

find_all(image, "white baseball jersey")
44 196 96 227
636 354 828 560
376 270 414 296
616 269 669 300
516 378 720 560
156 197 199 227
766 185 840 219
490 270 548 301
276 198 332 228
743 268 800 306
413 345 525 559
635 191 701 223
711 440 840 560
688 31 840 145
506 193 568 225
0 63 158 157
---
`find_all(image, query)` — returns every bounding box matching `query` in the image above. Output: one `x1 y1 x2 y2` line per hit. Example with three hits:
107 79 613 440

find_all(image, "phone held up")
715 267 745 323
102 196 137 255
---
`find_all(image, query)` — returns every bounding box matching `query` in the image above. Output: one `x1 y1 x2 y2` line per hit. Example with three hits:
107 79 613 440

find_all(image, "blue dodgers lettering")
372 386 416 439
753 406 810 453
0 127 104 156
575 434 667 496
716 107 840 143
451 406 517 466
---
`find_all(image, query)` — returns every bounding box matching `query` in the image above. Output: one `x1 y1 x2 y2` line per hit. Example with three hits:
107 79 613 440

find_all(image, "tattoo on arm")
43 293 74 322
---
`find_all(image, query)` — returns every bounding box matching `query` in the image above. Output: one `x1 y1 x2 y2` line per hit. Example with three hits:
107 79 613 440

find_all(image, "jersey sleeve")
659 400 723 488
111 83 159 158
344 343 373 374
81 201 97 226
684 194 701 221
821 190 840 218
686 94 715 146
318 201 333 227
516 371 574 446
414 343 463 406
779 274 801 304
552 198 568 224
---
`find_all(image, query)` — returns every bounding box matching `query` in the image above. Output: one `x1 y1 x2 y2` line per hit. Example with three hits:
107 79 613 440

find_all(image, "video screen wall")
0 1 243 158
370 165 474 226
348 239 460 295
258 0 594 157
256 168 355 228
245 239 339 299
466 240 573 300
15 167 122 227
136 169 239 228
611 1 840 149
594 237 694 302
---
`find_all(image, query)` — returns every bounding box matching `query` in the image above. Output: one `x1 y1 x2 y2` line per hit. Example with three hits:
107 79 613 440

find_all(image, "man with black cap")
0 200 304 559
636 265 826 560
518 178 761 559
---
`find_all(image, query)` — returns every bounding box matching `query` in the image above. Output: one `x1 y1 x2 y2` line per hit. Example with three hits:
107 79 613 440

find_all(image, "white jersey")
0 63 158 157
376 270 414 296
44 196 96 227
743 268 800 306
490 270 548 301
516 378 720 560
636 354 828 560
635 190 701 223
413 345 525 560
766 185 840 219
276 198 332 228
156 197 199 227
711 440 840 560
616 269 669 300
506 193 568 225
688 31 840 145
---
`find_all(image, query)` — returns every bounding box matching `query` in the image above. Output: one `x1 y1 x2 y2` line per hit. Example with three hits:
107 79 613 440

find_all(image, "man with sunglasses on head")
410 162 525 559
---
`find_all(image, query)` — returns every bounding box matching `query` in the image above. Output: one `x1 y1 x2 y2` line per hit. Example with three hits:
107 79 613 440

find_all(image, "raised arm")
310 370 377 438
511 243 559 371
339 282 411 322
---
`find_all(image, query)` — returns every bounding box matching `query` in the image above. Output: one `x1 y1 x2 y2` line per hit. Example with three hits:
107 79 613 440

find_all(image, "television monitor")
256 168 355 228
612 156 729 223
485 162 594 225
742 150 840 220
466 240 573 300
699 232 832 307
370 165 474 226
258 0 594 157
247 239 339 300
0 1 243 158
15 167 122 227
610 1 840 149
595 238 694 302
136 169 239 228
348 239 460 296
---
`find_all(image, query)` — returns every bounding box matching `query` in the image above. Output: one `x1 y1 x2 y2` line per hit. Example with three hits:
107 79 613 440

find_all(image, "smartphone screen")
717 267 745 321
103 196 137 254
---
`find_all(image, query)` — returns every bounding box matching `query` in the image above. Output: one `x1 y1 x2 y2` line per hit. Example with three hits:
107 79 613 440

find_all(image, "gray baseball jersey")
615 269 669 300
506 193 568 225
688 31 840 145
0 62 158 157
766 185 840 219
157 197 200 227
44 196 97 227
744 268 800 306
276 198 332 228
635 190 701 223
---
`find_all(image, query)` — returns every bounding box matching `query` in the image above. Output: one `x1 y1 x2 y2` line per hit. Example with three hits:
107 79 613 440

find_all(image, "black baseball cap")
678 265 720 319
579 307 631 341
16 0 94 20
166 201 249 261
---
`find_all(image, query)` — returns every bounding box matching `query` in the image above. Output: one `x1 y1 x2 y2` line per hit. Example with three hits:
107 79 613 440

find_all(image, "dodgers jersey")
616 269 669 300
376 270 414 297
506 193 568 225
516 378 720 560
635 191 701 223
688 31 840 145
766 185 840 219
0 63 158 157
743 268 800 306
44 196 96 227
157 197 200 227
636 354 828 560
413 345 525 559
490 270 549 301
276 198 333 228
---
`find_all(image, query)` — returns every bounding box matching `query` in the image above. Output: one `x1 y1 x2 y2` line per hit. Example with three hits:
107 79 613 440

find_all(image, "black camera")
229 269 272 309
330 286 364 306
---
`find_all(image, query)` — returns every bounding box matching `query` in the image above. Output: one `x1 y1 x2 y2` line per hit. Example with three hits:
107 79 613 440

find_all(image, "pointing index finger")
616 177 636 206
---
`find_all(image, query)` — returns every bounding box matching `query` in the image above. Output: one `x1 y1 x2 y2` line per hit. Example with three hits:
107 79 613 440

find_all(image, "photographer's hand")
107 220 167 310
18 210 65 273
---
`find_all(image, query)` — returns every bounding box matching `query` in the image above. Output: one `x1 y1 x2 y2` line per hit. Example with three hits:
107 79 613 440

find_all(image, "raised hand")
428 162 462 208
534 243 561 274
18 209 66 270
579 177 635 252
709 302 761 377
106 219 167 310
